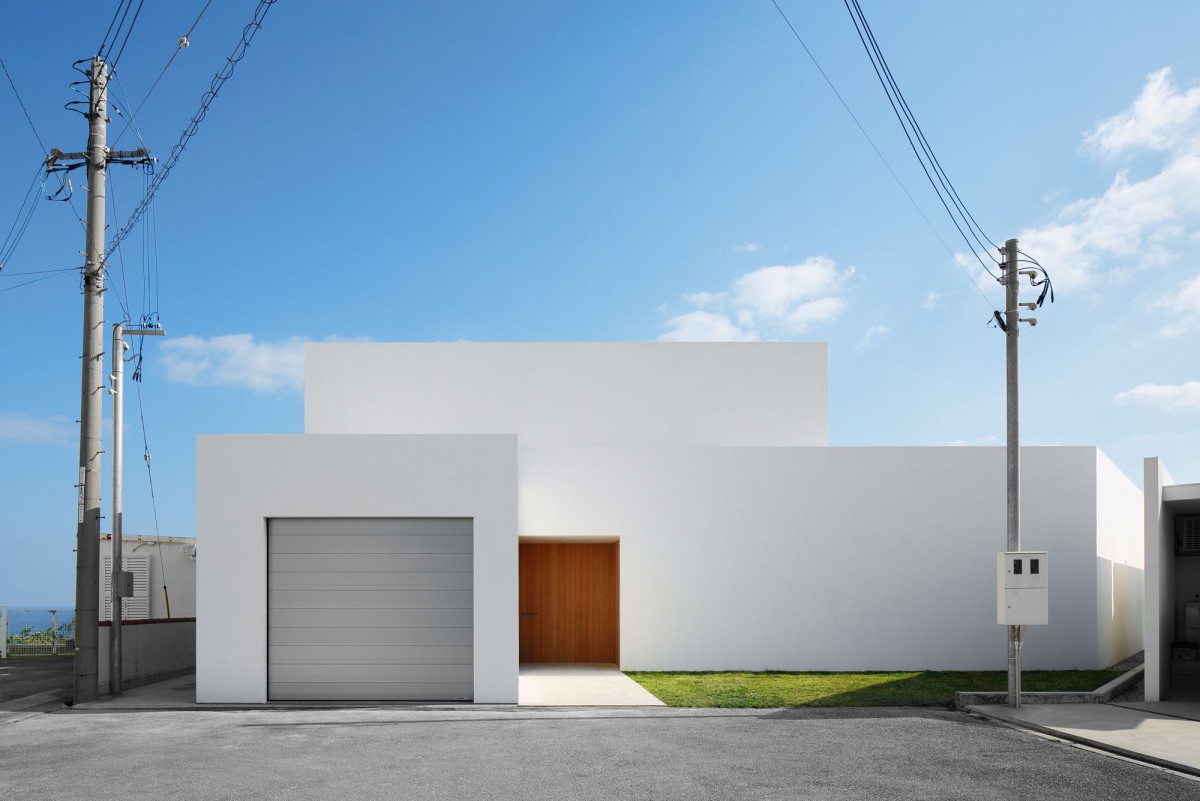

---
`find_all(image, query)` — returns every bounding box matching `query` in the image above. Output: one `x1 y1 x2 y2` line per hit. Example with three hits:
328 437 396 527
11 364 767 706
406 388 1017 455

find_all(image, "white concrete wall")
1095 451 1145 668
520 445 1123 670
98 620 195 695
196 434 518 704
1144 458 1175 701
304 342 828 447
100 536 196 620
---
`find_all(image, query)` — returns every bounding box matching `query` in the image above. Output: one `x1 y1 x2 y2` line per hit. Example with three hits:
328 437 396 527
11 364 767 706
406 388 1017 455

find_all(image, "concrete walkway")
519 663 665 706
970 701 1200 776
59 666 666 710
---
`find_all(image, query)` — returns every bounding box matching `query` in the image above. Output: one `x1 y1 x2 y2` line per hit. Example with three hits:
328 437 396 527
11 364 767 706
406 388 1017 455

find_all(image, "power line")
111 0 214 150
767 0 998 312
1 57 48 154
841 0 999 278
106 0 280 259
0 269 76 294
0 164 44 271
108 170 134 322
109 0 147 72
98 1 134 61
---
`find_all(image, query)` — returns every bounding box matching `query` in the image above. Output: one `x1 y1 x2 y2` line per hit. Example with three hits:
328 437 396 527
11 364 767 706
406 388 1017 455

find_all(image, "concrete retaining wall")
98 618 195 695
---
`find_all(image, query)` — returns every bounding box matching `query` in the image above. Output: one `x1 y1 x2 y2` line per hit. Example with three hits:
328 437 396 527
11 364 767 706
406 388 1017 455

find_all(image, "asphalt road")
0 657 72 703
1 705 1196 800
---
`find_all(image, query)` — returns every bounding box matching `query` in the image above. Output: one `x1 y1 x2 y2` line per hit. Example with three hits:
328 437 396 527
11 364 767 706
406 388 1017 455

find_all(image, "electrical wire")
768 0 999 313
107 170 134 322
111 0 214 150
107 0 146 73
841 0 999 279
106 0 280 259
0 269 76 294
846 0 999 264
98 1 134 61
0 164 43 271
0 57 48 155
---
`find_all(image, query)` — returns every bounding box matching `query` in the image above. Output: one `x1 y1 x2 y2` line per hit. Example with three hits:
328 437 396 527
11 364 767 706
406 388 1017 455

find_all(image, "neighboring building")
196 342 1144 704
1143 460 1200 701
100 534 197 621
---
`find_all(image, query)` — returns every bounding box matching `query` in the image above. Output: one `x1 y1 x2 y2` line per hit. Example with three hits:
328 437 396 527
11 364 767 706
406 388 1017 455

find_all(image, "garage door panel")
270 663 473 683
269 645 472 665
268 626 472 646
268 518 474 702
270 552 474 573
269 570 472 591
269 590 473 609
270 533 472 555
269 518 471 537
269 682 473 702
269 607 473 629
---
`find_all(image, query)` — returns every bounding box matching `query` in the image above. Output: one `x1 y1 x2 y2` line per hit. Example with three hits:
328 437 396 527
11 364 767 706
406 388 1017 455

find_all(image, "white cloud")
855 325 890 351
923 290 941 310
160 334 370 392
1114 380 1200 410
725 242 762 253
659 257 854 341
658 310 760 342
1149 272 1200 335
1083 68 1200 157
0 412 74 445
1019 68 1200 292
941 435 1001 447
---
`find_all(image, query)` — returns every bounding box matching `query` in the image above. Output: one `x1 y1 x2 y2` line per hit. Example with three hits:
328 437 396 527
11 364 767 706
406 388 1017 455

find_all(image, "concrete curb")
965 701 1200 779
953 665 1144 709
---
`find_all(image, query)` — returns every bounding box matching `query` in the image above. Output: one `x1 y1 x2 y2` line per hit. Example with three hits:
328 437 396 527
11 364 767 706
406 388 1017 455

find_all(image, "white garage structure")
196 343 1144 705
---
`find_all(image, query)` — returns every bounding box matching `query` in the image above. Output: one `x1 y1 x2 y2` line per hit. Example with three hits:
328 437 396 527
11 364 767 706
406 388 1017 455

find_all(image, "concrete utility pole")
109 322 163 695
1003 237 1022 707
72 56 111 704
48 56 152 704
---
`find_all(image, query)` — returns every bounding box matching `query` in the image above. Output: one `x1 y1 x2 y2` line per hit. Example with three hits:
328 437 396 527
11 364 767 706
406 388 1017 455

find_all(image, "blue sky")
3 1 1200 605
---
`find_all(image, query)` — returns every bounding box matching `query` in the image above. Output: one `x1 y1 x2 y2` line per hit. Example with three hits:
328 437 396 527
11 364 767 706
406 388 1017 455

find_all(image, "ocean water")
4 607 76 636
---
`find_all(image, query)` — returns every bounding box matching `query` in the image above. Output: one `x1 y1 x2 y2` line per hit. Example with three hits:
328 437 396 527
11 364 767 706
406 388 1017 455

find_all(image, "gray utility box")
997 551 1048 626
114 570 135 598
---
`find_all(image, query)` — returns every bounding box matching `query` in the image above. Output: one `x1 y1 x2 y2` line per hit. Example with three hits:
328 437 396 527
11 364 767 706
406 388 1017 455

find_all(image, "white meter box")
997 551 1048 625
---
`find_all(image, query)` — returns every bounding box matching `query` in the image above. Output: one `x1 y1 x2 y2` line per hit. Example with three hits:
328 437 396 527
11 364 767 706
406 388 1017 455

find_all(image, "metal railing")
1 607 76 657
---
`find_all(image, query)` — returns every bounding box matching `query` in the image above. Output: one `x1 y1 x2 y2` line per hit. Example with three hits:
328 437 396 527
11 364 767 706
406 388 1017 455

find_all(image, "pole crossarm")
46 147 153 169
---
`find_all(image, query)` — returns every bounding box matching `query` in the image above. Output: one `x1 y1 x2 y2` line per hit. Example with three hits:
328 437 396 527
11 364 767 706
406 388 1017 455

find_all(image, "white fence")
0 607 76 657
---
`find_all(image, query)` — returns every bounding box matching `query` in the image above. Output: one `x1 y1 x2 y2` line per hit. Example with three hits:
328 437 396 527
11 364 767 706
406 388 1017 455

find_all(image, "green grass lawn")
624 669 1124 708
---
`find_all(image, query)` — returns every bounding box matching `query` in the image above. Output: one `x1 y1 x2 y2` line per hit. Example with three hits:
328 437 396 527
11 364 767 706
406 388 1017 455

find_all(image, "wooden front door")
519 542 618 663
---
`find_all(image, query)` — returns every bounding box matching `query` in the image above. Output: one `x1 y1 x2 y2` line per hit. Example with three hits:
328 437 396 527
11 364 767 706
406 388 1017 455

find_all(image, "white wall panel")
304 342 828 447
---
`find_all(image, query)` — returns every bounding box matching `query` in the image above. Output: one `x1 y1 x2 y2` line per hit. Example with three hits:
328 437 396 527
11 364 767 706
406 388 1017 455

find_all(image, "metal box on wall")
997 551 1048 626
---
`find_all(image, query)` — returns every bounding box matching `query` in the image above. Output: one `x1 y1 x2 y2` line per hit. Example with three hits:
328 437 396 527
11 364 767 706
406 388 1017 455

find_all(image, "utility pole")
47 56 152 704
109 322 163 695
1003 238 1020 707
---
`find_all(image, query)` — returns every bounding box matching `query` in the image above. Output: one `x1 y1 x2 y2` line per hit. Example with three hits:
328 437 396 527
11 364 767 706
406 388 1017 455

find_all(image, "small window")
1013 559 1023 575
1030 559 1040 575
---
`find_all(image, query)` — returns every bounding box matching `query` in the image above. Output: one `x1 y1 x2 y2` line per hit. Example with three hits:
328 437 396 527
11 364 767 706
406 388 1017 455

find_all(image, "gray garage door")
268 518 473 701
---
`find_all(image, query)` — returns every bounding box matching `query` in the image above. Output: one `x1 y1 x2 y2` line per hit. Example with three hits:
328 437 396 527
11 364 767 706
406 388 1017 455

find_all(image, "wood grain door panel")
519 542 618 663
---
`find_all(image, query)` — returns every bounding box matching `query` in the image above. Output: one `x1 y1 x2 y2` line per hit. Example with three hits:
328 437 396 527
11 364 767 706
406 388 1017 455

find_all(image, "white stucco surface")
520 445 1140 670
196 434 518 704
1095 451 1144 668
1145 457 1175 701
304 342 828 447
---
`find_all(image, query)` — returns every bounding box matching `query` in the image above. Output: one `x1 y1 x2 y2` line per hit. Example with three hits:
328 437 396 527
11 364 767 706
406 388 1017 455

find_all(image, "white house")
196 342 1143 704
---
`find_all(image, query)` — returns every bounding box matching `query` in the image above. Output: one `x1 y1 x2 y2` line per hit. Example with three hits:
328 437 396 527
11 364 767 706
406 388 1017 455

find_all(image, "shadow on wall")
1097 557 1145 667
